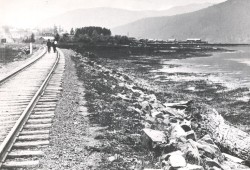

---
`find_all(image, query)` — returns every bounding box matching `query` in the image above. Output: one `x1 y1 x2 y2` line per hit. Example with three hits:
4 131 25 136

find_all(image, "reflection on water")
154 46 250 89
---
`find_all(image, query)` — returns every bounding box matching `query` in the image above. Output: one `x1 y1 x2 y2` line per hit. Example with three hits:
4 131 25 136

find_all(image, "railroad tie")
0 49 65 169
2 160 40 168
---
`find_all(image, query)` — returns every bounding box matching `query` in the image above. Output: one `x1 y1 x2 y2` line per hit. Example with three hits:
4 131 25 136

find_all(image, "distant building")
167 39 177 43
129 37 137 41
1 38 6 43
0 37 14 43
42 33 54 37
39 36 54 41
0 27 14 43
186 38 202 43
187 38 202 42
186 38 208 44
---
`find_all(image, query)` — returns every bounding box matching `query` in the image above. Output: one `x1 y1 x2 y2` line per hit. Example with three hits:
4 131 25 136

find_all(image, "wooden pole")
3 43 6 64
30 43 32 54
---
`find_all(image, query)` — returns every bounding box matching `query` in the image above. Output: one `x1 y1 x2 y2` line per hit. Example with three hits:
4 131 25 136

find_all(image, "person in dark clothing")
47 39 51 53
52 40 57 53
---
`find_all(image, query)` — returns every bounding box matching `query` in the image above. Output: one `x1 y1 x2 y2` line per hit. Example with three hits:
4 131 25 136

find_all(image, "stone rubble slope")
72 51 250 170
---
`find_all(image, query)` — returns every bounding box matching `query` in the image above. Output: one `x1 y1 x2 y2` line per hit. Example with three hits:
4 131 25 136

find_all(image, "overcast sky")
0 0 226 28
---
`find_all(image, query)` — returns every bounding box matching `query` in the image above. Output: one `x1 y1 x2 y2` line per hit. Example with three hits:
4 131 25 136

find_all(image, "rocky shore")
84 48 250 131
70 51 250 170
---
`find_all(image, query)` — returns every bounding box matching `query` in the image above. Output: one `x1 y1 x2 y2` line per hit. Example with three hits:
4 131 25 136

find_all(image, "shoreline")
84 47 250 130
68 49 250 169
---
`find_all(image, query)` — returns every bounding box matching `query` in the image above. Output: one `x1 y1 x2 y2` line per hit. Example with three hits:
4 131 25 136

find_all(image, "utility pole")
3 41 6 63
30 42 32 54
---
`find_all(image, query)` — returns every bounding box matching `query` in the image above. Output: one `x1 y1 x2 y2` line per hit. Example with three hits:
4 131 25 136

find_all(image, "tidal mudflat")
86 46 250 131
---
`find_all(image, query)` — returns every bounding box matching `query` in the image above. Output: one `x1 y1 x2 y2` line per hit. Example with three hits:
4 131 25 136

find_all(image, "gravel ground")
38 49 103 170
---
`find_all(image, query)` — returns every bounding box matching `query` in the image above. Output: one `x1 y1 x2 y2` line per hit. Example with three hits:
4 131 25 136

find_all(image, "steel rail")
0 47 47 85
0 51 60 168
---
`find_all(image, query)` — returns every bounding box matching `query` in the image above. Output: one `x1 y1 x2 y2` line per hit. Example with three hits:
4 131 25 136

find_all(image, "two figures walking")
47 39 57 53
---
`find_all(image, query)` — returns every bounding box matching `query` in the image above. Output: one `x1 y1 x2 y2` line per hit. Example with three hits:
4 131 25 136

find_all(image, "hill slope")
41 3 213 29
113 0 250 43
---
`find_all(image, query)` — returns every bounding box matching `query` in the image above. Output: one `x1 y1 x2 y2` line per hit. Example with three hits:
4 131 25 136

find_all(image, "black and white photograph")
0 0 250 169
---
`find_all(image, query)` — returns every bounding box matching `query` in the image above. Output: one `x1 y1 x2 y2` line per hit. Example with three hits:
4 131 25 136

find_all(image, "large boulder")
204 158 224 170
186 130 196 141
222 153 243 163
169 124 187 141
142 128 167 149
169 153 187 168
161 151 186 169
141 101 152 115
154 114 169 131
197 135 224 163
182 140 201 165
141 101 150 110
198 134 215 145
179 119 196 141
170 138 201 166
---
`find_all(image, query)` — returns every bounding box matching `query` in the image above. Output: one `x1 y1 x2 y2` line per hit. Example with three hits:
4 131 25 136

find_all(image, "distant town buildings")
167 39 177 42
186 38 202 43
0 27 14 43
127 37 208 48
0 25 66 44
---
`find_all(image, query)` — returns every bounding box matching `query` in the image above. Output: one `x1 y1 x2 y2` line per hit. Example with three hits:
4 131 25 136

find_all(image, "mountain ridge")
40 3 213 30
112 0 250 43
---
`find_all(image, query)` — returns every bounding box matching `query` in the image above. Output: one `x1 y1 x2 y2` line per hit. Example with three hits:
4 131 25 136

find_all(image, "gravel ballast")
38 49 103 170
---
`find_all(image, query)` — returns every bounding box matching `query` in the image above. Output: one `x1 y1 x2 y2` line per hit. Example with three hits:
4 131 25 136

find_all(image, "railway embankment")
37 49 103 170
68 51 250 170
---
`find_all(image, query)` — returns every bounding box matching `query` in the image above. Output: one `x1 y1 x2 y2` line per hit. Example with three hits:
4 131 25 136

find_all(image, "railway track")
0 48 65 169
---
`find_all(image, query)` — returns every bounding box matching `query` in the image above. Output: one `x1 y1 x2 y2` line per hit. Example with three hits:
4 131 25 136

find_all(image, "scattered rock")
151 109 162 117
128 134 141 145
142 129 167 149
197 135 223 162
169 124 187 141
198 134 214 145
222 153 243 164
161 151 184 160
94 134 105 140
204 158 223 170
181 140 201 165
70 51 248 170
186 130 196 141
169 152 187 168
108 156 116 162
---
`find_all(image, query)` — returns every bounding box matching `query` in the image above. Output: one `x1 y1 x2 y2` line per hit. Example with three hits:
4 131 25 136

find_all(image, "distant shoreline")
58 42 238 58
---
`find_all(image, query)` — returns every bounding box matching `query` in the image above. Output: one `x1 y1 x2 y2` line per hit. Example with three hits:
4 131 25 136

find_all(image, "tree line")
23 33 35 43
60 26 131 46
75 27 111 37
